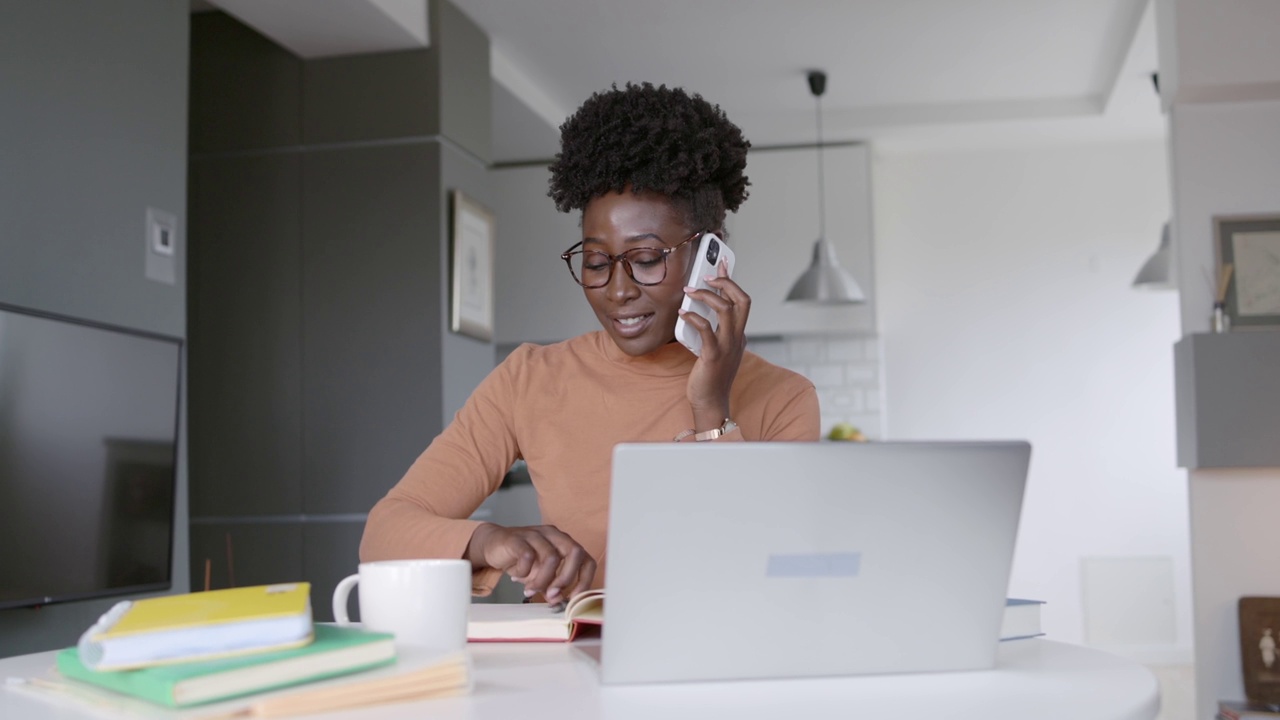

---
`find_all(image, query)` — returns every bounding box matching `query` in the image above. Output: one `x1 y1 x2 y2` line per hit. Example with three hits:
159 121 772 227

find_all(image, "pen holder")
1212 302 1231 333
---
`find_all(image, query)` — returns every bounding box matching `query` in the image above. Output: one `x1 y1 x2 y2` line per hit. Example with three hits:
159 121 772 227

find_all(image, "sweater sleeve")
359 346 530 596
716 372 821 443
762 380 822 441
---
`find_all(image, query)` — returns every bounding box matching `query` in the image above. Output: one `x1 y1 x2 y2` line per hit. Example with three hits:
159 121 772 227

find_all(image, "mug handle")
332 573 360 625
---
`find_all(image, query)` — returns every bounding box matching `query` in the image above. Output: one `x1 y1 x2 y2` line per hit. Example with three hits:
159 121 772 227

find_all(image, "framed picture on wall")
450 190 496 342
1240 597 1280 705
1214 214 1280 330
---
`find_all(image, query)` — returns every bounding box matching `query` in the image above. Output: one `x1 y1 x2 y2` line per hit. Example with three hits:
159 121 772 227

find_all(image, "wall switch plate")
145 206 177 284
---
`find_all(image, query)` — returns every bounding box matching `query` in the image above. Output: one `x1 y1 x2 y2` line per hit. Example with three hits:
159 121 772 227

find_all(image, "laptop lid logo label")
765 552 861 578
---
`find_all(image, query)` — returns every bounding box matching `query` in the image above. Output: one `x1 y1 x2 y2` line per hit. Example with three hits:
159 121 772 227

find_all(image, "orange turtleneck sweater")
359 331 820 595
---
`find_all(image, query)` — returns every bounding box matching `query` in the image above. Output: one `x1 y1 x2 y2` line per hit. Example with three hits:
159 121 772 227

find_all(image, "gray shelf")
1175 331 1280 469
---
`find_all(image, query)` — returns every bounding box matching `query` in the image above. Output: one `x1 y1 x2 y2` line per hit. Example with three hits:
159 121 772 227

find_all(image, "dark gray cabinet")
1175 331 1280 468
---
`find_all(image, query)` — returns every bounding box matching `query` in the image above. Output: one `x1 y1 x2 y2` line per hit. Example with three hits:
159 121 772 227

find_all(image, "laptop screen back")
601 441 1030 684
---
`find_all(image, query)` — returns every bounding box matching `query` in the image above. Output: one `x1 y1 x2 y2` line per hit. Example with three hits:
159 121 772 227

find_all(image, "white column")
1156 2 1280 718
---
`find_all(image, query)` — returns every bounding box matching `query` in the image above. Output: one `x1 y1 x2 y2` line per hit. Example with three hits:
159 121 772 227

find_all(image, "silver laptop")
600 441 1030 684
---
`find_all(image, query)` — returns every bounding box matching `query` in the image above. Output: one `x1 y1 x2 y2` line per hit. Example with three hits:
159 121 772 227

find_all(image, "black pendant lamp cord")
809 71 827 242
815 91 825 240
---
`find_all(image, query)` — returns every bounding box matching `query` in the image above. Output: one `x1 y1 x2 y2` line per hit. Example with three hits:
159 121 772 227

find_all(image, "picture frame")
1239 597 1280 705
450 190 496 342
1214 214 1280 330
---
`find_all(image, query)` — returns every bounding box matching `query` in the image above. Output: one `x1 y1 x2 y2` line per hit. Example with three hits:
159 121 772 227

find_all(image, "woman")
360 82 820 603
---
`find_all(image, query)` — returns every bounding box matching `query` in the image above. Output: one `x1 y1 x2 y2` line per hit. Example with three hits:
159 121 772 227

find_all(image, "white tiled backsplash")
746 335 885 440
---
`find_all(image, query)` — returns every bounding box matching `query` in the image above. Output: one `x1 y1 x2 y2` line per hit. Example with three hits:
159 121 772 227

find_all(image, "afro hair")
548 82 750 232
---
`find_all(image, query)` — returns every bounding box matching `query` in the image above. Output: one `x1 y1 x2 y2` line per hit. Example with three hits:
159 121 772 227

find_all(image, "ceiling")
196 0 1166 162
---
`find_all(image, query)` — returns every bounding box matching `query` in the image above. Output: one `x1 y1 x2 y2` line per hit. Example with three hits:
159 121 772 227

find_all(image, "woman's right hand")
465 523 596 602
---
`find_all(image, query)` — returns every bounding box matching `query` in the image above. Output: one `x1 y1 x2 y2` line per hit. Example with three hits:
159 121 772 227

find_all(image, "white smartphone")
674 232 736 357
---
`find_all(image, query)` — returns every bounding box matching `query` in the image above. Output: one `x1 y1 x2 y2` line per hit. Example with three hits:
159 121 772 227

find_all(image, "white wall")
874 140 1189 662
1170 99 1280 335
1156 0 1280 713
491 164 597 346
1170 97 1280 720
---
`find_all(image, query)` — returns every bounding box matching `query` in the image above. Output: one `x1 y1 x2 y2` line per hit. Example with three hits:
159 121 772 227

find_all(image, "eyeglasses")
560 232 702 288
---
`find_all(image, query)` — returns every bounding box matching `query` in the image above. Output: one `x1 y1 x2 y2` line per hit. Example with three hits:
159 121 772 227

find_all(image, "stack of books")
1000 598 1045 641
43 583 468 713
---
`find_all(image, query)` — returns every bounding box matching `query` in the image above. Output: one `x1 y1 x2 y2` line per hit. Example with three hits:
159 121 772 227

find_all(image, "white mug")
332 559 471 651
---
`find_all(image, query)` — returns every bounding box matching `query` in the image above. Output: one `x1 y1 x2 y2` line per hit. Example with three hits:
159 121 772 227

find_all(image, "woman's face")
579 190 698 357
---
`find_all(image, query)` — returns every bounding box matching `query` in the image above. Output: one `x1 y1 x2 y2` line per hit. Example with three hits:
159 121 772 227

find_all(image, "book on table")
77 582 314 670
467 590 1041 642
57 624 395 708
1001 598 1045 641
467 589 603 642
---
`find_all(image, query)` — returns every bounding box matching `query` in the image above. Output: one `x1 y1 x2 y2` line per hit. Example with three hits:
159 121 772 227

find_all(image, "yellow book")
78 583 313 671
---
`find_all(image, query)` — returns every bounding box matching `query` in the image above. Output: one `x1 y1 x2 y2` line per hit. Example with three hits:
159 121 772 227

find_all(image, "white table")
0 639 1159 720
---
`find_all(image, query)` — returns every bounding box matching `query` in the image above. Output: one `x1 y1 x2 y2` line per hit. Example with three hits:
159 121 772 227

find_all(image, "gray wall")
0 0 189 656
435 0 492 165
188 4 495 620
187 12 307 605
441 143 501 424
491 165 597 345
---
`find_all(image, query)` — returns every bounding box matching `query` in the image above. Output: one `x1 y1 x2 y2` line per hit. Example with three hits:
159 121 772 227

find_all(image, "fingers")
700 266 751 330
488 530 537 582
512 530 562 597
684 270 751 331
569 553 598 598
533 526 597 601
707 282 751 327
680 265 749 415
547 541 594 601
676 304 719 356
681 272 752 361
484 525 596 602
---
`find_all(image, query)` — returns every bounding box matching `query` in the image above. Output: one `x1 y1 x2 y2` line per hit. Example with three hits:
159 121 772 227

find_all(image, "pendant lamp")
1131 221 1175 290
1131 75 1175 291
786 70 865 305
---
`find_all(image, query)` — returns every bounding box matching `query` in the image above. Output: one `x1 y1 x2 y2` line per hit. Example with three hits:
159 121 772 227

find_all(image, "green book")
56 624 396 708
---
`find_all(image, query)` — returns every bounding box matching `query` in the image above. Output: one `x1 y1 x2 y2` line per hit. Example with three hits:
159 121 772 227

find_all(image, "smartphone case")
674 233 735 357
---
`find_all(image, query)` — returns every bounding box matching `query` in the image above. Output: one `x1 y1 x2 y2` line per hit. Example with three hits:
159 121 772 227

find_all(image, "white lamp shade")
786 238 866 304
1132 222 1175 290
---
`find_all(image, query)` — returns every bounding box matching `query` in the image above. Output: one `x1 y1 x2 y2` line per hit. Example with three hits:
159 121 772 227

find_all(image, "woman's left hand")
679 260 751 431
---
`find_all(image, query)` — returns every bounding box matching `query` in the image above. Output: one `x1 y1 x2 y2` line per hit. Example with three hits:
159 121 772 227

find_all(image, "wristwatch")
692 418 739 442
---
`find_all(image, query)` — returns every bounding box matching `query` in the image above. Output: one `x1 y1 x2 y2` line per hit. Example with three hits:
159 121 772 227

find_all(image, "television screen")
0 303 181 610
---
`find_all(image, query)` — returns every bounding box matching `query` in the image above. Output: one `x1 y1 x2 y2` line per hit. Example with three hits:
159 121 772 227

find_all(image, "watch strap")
675 418 738 442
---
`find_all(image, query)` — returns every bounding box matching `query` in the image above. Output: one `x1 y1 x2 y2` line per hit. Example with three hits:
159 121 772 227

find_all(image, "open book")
467 589 603 642
468 591 1039 643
